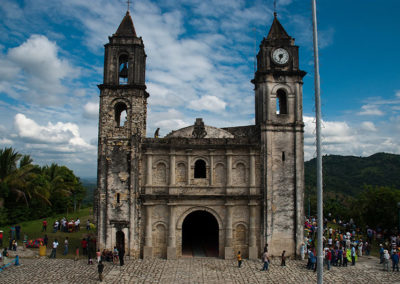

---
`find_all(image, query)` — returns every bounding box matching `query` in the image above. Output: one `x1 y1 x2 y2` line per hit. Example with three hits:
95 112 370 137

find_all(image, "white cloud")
8 35 74 83
360 121 377 132
318 27 335 49
188 95 227 112
304 115 400 161
14 113 93 150
0 56 20 81
357 104 384 116
1 35 78 105
304 116 355 160
155 119 189 135
0 138 13 145
83 102 99 119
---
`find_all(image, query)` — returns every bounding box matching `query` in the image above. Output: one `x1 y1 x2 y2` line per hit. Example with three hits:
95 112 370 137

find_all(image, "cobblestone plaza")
1 256 399 284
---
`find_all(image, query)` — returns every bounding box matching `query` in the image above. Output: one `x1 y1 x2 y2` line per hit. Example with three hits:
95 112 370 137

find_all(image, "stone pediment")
165 118 234 139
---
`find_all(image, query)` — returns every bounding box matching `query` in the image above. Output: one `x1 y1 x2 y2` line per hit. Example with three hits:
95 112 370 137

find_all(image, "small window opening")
117 193 120 203
119 55 129 85
276 89 288 115
282 151 285 161
194 159 206 178
115 102 128 127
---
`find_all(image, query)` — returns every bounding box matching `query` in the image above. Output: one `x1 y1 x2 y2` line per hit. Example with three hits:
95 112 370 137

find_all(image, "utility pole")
311 0 323 283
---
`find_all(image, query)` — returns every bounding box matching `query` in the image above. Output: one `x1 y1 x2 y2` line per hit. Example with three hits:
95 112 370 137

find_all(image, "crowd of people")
3 212 400 280
99 247 125 265
42 218 84 233
303 215 400 272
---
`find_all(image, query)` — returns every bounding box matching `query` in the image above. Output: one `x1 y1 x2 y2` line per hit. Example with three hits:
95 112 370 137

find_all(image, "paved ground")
1 253 400 284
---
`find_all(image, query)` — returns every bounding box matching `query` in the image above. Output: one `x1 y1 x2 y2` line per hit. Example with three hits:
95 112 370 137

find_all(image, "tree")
43 163 86 213
353 186 400 231
0 147 87 224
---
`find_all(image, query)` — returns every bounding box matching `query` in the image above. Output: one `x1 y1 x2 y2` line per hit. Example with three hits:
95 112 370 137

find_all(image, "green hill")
81 177 96 205
305 152 400 197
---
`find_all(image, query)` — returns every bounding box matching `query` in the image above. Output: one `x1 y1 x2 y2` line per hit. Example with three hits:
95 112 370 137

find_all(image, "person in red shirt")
42 219 47 232
326 247 332 270
81 238 88 255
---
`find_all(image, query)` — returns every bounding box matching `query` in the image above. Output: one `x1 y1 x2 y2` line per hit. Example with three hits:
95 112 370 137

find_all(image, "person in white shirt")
49 239 59 258
75 218 81 231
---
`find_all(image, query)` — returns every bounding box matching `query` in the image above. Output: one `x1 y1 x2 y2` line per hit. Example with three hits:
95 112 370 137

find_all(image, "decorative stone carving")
192 118 207 138
118 171 129 182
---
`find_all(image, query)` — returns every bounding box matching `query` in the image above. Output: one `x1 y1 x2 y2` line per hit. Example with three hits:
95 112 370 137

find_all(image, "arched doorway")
116 230 125 252
182 210 219 257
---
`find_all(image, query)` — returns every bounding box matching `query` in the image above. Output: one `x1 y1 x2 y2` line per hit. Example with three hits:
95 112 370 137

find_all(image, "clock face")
272 48 289 65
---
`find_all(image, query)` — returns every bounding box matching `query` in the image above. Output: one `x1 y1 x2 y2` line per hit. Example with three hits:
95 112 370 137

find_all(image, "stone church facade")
95 11 305 259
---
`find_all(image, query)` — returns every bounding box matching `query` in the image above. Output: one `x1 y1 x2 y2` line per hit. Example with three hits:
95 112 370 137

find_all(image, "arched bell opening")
114 102 128 127
118 54 129 85
276 89 288 115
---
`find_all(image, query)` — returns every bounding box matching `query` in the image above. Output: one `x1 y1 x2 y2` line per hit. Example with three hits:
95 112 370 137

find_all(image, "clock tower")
253 14 306 256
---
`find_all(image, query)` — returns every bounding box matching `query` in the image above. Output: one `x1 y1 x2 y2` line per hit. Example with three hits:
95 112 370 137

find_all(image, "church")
95 9 305 259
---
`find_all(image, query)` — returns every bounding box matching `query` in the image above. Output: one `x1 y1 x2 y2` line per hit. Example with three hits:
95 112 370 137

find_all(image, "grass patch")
0 207 96 259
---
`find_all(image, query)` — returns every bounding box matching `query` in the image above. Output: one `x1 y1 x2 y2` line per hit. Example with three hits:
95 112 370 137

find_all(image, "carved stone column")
248 201 258 259
249 149 256 195
209 149 214 185
226 149 232 187
250 150 256 186
146 149 153 186
186 149 191 185
143 204 153 258
169 149 176 186
167 204 177 259
224 203 234 259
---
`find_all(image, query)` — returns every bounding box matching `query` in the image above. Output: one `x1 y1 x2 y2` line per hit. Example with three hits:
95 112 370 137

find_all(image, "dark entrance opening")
182 210 219 257
116 230 125 252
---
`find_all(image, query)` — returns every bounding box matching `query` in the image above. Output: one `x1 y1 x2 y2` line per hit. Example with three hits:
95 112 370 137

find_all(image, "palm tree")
0 147 50 206
19 155 33 168
0 147 21 180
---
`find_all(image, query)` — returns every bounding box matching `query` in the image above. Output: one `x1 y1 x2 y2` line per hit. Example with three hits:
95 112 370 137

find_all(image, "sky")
1 0 400 178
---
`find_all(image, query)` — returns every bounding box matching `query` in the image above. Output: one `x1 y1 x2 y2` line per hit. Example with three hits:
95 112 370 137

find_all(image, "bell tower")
253 14 306 257
96 11 148 257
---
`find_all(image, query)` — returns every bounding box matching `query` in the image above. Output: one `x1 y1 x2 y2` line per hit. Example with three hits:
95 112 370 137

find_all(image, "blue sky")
1 0 399 178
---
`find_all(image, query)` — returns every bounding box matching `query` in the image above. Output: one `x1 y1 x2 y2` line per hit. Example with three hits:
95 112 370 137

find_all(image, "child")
281 250 286 266
74 247 79 262
237 251 242 268
113 246 119 264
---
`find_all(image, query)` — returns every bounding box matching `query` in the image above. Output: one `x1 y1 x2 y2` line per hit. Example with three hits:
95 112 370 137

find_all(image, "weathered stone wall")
257 75 305 257
97 13 305 261
137 142 262 259
97 38 148 257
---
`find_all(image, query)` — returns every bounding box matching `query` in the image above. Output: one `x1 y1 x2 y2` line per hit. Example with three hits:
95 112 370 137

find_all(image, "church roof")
114 11 137 37
266 14 290 40
165 118 234 139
